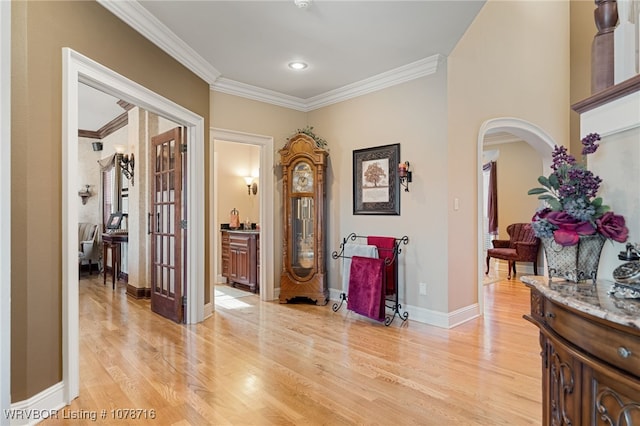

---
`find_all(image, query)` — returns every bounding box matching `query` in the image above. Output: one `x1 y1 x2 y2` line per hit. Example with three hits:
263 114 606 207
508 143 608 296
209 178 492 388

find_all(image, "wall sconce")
398 161 412 192
78 185 92 205
244 176 258 195
118 153 135 186
91 141 103 151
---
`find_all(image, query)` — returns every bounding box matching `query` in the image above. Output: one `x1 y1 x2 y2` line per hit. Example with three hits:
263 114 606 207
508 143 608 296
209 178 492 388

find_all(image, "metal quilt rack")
331 232 409 326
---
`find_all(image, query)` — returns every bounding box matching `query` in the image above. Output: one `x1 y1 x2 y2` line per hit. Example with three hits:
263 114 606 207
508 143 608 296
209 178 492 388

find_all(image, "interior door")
150 127 184 323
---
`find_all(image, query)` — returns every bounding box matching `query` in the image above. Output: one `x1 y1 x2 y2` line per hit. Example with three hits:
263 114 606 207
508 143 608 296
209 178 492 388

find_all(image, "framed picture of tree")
353 143 400 215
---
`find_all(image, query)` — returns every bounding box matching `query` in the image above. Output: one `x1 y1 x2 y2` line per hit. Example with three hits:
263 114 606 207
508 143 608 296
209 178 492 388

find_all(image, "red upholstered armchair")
486 223 540 280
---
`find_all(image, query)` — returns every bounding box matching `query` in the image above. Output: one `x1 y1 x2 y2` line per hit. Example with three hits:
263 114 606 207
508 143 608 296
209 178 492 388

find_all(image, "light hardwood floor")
43 273 541 425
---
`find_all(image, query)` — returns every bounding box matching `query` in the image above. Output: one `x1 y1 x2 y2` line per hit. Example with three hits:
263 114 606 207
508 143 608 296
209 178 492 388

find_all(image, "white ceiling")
81 0 485 130
79 83 124 131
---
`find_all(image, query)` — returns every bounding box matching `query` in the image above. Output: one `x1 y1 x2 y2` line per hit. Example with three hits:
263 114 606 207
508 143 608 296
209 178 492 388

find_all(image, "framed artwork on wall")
106 212 124 230
353 143 400 215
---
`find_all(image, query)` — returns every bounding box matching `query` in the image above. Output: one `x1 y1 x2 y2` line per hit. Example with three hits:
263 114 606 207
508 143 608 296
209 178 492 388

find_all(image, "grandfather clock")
279 133 328 304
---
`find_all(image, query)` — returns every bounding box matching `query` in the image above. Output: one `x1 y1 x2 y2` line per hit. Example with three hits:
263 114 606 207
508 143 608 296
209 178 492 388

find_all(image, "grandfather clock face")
292 162 314 193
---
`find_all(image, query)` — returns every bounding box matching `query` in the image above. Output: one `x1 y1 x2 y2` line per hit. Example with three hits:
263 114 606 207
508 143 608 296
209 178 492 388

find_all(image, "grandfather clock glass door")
292 196 314 277
150 127 183 323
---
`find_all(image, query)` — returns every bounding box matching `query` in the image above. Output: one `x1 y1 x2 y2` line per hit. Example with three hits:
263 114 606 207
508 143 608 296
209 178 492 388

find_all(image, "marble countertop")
521 276 640 330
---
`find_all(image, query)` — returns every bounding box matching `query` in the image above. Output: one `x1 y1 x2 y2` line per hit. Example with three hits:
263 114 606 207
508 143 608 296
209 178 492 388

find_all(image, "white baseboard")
327 289 479 329
8 382 66 425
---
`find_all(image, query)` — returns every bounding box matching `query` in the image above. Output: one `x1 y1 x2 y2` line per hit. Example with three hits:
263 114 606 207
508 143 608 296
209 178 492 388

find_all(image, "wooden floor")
43 273 541 425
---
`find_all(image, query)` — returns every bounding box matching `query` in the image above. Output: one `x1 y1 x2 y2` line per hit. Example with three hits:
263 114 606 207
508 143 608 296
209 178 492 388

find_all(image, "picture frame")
106 212 124 230
353 143 400 215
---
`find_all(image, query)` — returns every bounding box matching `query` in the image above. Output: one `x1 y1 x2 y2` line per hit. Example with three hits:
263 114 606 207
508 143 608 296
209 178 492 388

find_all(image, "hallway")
42 275 541 425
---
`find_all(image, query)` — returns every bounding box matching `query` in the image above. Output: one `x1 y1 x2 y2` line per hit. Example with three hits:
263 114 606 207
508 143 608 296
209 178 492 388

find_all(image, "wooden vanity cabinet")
221 230 259 293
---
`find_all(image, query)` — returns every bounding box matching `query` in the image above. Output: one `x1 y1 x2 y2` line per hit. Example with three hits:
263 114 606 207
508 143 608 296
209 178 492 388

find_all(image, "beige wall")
447 0 570 311
210 91 307 288
11 1 209 401
570 0 595 155
309 72 449 312
484 141 542 240
10 0 592 404
215 141 260 227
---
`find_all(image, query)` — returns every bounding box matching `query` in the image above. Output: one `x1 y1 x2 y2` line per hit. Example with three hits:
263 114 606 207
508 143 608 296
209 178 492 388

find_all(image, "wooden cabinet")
221 230 259 293
523 278 640 425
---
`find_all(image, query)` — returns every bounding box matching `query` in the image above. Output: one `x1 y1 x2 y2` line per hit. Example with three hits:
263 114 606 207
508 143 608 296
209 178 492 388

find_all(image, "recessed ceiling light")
294 0 312 9
288 62 308 70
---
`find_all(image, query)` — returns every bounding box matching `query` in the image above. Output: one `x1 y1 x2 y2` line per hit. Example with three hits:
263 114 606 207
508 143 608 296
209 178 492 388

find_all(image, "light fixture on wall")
398 161 412 192
244 176 258 195
78 185 92 205
91 141 103 151
115 152 135 186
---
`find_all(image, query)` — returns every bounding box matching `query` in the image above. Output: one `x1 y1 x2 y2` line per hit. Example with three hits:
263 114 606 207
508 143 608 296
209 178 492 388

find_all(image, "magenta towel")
347 256 386 322
367 236 396 295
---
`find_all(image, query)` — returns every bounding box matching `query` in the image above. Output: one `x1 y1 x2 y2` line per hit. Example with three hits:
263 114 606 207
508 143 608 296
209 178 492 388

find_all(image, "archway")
476 117 556 315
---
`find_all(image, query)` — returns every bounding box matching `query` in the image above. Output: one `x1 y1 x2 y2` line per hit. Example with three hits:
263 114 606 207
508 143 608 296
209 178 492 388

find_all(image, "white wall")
77 137 105 225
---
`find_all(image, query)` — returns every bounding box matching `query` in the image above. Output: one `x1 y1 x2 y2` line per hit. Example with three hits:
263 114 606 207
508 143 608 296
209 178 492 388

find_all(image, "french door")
150 127 185 322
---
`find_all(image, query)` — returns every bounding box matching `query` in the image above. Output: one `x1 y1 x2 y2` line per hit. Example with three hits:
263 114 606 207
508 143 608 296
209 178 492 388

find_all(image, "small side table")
102 232 128 289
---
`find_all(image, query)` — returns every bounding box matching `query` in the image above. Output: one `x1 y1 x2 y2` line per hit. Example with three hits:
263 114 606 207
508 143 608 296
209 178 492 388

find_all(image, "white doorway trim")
0 0 11 415
62 48 205 403
210 128 275 303
476 117 555 314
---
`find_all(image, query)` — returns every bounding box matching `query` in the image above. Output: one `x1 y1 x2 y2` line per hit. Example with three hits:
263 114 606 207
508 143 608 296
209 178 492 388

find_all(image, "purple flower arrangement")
528 133 629 247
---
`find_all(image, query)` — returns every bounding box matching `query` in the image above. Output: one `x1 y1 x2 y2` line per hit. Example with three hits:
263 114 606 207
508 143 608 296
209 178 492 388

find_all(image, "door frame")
62 48 205 403
209 128 275 306
0 0 11 415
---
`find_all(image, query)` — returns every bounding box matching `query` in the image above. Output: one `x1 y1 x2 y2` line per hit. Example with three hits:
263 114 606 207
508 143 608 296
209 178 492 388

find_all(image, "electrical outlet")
419 282 427 295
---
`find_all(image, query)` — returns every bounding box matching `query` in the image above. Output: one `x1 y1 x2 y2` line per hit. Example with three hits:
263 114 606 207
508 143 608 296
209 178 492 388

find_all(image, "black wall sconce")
398 161 412 192
118 153 135 186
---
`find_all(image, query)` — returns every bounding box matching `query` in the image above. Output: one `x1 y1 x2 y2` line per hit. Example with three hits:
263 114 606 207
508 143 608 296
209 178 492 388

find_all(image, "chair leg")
512 262 517 279
533 261 538 276
507 261 512 279
486 255 490 275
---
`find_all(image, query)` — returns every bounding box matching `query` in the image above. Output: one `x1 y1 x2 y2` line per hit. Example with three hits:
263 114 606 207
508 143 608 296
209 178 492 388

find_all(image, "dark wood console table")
221 230 260 293
102 232 128 289
521 276 640 425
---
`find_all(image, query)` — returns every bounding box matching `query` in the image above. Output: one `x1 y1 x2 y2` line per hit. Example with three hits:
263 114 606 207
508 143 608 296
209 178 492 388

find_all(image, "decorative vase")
541 234 606 283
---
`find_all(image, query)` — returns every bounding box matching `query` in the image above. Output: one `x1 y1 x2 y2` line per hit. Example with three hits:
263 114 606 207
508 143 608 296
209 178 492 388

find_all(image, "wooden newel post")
592 0 619 93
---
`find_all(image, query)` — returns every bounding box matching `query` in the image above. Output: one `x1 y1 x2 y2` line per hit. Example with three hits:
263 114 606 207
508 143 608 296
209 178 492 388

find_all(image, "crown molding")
212 78 309 112
97 0 220 85
78 111 128 140
99 0 443 112
304 54 444 110
213 54 443 112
